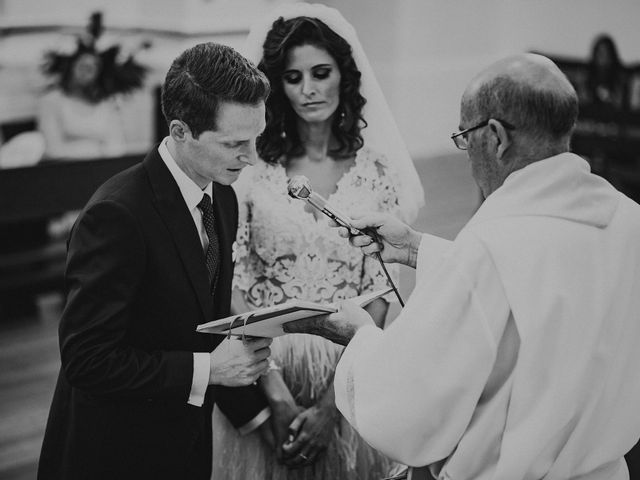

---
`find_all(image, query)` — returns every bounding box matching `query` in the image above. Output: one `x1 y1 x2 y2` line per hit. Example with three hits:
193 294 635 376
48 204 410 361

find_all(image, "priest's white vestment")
335 153 640 480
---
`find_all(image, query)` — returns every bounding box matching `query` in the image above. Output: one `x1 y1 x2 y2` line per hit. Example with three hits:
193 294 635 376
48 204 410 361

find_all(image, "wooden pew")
571 105 640 196
0 154 143 298
532 53 640 201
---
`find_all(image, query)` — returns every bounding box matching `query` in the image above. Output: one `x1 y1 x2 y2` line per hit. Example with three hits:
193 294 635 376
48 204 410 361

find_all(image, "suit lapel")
143 149 213 321
212 182 235 317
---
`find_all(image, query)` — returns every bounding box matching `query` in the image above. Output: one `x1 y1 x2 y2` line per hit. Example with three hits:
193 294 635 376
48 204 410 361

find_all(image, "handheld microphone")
287 175 404 307
287 175 364 236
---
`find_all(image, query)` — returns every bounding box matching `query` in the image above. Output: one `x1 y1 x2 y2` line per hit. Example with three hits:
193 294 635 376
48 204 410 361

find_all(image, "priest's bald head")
456 53 579 198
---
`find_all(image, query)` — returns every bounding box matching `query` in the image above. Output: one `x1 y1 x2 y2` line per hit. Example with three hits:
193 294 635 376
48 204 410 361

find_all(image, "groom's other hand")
209 337 272 386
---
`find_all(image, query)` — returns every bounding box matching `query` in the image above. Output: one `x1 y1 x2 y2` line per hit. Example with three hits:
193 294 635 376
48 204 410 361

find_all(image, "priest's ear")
488 118 512 163
169 120 191 142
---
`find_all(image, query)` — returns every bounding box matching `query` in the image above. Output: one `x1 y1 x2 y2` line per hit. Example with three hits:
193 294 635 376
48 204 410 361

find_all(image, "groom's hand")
208 337 272 386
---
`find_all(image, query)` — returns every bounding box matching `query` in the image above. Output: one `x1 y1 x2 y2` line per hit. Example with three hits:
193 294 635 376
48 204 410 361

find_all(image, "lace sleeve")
360 150 401 299
232 181 254 295
373 150 403 218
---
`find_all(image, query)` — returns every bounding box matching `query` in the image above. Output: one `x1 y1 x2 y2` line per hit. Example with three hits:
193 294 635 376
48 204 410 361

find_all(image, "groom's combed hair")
161 42 270 138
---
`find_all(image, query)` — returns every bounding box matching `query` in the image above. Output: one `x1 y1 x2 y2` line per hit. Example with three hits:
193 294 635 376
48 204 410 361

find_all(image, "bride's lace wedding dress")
211 147 401 479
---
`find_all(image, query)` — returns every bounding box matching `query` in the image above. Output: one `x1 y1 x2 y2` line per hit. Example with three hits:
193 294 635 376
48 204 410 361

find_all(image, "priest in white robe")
286 53 640 480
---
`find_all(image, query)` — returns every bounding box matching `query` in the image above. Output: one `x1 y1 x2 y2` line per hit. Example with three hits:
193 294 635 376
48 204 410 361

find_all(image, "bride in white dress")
211 4 424 479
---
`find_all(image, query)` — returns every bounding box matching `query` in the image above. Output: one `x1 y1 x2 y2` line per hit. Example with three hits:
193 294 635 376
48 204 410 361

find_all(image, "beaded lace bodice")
233 146 401 308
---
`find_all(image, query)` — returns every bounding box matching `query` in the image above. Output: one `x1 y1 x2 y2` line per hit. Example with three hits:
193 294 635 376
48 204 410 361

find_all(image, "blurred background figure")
0 11 149 318
38 11 147 161
583 34 628 110
567 32 640 193
0 130 45 169
38 12 148 236
211 3 423 480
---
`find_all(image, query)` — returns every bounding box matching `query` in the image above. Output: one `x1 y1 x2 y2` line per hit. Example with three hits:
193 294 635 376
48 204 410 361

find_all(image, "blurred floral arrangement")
41 11 150 102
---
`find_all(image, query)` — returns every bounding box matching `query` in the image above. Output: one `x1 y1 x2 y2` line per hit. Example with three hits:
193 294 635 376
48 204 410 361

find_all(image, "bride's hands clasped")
281 399 339 468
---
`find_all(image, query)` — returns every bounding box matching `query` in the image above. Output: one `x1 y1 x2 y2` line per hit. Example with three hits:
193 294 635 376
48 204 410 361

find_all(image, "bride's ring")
298 453 309 460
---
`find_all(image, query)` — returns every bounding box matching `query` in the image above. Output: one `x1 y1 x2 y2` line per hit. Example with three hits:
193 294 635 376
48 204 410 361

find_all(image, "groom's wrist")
188 352 210 406
237 407 271 436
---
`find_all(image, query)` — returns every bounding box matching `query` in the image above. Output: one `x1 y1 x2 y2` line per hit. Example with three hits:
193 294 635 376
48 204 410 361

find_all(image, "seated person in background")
572 34 633 178
582 34 628 110
38 51 126 160
38 11 148 237
0 129 45 169
38 11 147 160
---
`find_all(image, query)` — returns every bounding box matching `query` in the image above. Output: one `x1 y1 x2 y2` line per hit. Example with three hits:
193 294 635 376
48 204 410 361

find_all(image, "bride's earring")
338 110 346 129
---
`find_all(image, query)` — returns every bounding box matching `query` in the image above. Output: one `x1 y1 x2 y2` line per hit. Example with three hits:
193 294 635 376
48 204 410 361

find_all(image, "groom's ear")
169 120 190 143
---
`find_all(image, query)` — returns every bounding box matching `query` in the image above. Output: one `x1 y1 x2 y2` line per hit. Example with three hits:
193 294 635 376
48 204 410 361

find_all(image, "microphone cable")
367 229 404 307
287 175 405 307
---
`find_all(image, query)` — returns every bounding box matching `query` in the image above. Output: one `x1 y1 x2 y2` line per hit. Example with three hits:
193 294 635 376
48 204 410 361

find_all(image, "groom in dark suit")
38 43 272 480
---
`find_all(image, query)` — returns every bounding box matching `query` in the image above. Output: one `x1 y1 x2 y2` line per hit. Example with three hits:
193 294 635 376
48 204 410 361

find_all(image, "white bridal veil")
242 2 425 223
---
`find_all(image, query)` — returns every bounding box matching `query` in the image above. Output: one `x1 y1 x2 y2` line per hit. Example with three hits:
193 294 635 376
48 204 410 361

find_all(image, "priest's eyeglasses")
451 119 515 150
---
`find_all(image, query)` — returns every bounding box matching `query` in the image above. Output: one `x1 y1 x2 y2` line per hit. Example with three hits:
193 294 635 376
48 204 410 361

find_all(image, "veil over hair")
242 2 425 223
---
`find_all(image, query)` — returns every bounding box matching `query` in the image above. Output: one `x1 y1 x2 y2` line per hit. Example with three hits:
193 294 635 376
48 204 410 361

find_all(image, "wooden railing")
0 154 144 296
534 53 640 201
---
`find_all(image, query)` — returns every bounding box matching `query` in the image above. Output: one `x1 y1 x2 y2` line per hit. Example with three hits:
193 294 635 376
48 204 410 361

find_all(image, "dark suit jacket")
38 148 267 480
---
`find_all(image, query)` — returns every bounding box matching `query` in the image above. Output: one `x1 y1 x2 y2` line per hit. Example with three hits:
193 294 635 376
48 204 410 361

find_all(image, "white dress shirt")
158 138 270 434
158 138 211 407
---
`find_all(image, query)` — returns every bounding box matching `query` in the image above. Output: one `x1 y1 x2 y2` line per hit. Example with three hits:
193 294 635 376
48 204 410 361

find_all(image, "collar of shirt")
158 137 213 211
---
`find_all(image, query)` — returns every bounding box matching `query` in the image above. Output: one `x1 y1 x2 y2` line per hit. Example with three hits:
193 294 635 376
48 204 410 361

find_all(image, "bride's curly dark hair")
257 16 367 164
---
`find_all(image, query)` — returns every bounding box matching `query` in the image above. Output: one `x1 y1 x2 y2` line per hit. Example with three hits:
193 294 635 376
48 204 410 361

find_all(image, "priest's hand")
330 212 422 268
283 300 375 346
